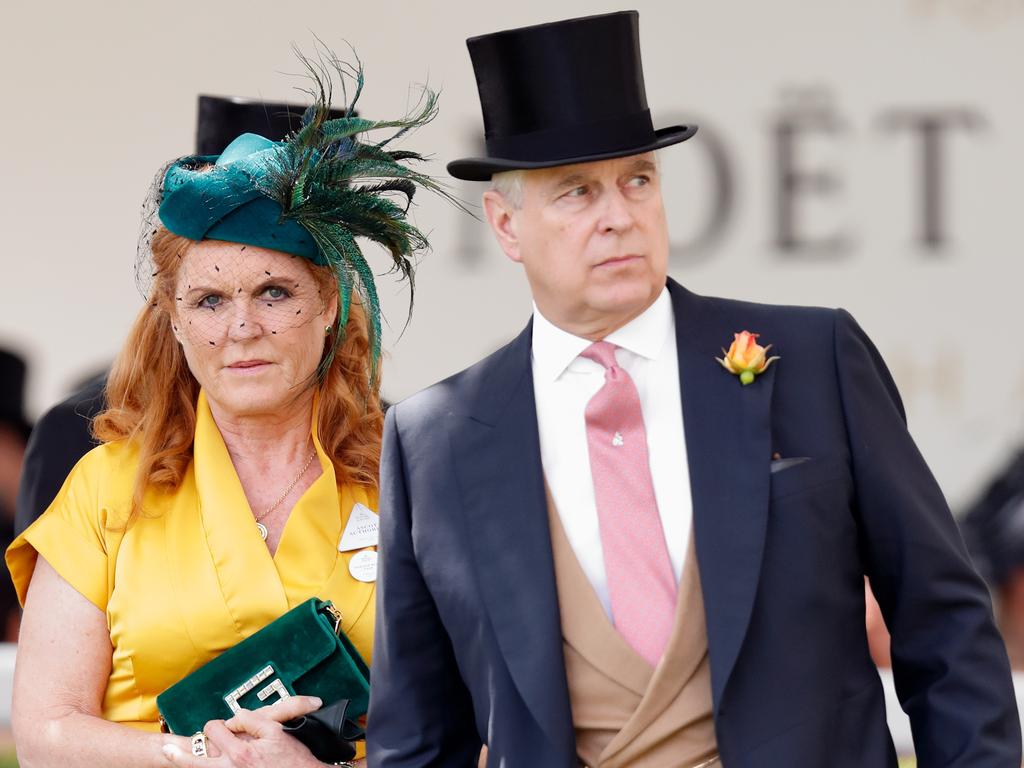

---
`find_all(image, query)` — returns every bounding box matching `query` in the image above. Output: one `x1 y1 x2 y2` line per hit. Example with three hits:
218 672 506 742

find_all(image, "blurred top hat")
447 10 697 181
195 95 350 156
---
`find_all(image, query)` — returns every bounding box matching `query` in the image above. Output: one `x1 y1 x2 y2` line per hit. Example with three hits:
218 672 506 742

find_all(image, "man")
368 11 1021 767
961 447 1024 668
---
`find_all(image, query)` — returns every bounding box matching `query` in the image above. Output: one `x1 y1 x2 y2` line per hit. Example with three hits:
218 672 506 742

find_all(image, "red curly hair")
93 228 383 521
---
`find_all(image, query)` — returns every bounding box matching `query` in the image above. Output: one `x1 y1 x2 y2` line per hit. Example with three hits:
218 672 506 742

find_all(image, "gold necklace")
254 448 317 541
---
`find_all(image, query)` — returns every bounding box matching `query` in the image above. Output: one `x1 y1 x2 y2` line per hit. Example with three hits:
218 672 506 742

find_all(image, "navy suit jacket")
368 279 1021 767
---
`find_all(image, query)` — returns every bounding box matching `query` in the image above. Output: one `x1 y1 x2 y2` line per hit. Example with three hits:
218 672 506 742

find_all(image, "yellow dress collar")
192 389 346 626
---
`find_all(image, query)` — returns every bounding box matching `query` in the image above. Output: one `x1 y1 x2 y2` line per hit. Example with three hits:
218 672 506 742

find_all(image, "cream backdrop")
1 0 1021 509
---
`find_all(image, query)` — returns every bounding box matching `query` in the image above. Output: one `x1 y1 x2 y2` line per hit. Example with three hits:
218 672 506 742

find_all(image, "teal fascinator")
160 132 323 263
149 52 458 383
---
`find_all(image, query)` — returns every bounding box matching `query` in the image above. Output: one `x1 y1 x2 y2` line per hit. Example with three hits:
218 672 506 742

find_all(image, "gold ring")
190 731 209 758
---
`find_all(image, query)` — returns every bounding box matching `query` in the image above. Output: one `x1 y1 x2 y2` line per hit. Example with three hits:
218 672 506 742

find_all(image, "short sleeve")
6 446 116 611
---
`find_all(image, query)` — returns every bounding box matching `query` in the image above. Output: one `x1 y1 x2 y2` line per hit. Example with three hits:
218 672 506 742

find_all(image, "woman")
6 58 445 768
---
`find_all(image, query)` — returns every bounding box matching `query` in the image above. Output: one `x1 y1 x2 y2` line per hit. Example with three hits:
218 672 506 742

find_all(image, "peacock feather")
257 46 464 388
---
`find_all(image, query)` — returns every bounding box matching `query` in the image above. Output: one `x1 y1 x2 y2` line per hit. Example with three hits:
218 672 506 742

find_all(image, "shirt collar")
531 287 673 382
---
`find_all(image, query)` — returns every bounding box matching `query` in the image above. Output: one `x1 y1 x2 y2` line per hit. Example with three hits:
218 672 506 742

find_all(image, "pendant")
256 522 268 541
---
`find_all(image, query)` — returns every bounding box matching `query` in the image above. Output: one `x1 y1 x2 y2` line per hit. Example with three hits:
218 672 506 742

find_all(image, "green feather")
255 48 466 387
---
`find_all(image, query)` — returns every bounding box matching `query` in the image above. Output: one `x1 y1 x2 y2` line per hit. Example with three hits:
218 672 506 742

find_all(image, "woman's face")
172 240 337 418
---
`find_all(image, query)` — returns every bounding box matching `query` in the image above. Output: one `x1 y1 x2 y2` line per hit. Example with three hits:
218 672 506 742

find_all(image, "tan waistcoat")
547 494 719 768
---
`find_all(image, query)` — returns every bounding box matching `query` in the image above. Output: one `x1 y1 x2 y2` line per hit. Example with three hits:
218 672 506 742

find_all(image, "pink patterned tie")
581 340 677 667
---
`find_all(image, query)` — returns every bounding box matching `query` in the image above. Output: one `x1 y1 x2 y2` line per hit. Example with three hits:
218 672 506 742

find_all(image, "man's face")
484 152 669 336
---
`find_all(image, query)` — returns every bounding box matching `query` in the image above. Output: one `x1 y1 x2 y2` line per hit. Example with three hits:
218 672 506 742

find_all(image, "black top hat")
448 10 697 181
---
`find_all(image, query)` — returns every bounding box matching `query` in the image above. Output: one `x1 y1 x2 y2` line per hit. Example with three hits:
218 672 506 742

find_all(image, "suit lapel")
449 322 574 753
669 280 776 712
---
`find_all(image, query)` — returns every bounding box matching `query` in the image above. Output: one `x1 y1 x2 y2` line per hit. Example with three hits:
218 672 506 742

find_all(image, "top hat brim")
447 124 697 182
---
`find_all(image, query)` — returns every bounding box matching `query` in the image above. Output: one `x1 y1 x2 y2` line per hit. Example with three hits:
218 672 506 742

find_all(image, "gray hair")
490 169 526 209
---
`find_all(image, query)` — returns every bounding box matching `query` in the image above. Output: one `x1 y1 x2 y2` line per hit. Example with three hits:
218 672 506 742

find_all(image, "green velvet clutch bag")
156 598 370 735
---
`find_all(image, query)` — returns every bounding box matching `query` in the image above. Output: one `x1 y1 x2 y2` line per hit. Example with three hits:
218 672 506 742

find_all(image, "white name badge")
348 550 378 583
338 503 380 552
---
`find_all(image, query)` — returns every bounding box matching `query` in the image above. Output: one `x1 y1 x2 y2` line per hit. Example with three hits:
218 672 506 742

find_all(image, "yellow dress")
6 390 377 758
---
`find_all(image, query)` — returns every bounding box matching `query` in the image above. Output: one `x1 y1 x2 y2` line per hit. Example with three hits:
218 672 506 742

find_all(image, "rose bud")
716 331 780 385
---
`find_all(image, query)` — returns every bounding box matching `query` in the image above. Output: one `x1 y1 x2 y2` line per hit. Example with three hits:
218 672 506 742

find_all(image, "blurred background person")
962 448 1024 668
0 350 31 643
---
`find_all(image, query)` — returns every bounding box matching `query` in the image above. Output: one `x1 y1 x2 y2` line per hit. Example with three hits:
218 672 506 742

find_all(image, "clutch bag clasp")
223 664 292 714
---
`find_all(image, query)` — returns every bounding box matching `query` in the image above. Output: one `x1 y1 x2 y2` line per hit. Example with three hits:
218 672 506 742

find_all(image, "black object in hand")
283 698 363 763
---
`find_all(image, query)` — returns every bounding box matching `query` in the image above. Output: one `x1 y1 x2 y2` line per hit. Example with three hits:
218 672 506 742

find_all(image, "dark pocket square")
770 456 812 473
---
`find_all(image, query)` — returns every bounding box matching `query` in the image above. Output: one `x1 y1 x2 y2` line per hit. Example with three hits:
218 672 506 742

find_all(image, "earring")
325 325 332 335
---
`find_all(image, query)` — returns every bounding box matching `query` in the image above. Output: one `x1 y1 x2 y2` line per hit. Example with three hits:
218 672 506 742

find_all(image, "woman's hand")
162 695 326 767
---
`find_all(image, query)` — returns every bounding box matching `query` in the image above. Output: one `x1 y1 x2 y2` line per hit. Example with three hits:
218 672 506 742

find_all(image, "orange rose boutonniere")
716 331 780 385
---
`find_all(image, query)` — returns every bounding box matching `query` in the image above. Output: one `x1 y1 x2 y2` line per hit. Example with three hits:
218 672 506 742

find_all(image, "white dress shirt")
531 288 693 617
